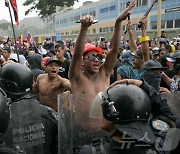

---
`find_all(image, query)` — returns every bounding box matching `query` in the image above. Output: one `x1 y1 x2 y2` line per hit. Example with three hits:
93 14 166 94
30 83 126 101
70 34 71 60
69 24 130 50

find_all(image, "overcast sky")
0 0 98 22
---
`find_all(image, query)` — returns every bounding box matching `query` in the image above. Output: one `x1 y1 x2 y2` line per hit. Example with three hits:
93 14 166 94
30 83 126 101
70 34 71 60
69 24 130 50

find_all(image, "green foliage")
23 0 78 19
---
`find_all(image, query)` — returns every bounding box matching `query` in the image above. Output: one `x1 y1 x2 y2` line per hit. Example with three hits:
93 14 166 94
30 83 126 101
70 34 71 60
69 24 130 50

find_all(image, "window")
136 0 141 7
74 15 80 21
133 24 139 30
99 28 102 33
102 27 108 32
122 25 126 31
142 0 147 6
167 20 173 29
100 7 108 13
90 11 96 17
110 27 114 32
110 5 115 11
151 21 157 29
93 29 96 33
120 3 126 12
70 17 73 22
161 20 165 29
175 19 180 28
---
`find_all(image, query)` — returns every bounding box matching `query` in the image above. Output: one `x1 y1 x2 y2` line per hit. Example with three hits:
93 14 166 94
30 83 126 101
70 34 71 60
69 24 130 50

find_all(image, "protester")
32 57 71 111
116 50 135 80
55 43 70 79
162 51 180 92
2 47 11 61
67 0 137 150
69 0 136 95
26 53 45 81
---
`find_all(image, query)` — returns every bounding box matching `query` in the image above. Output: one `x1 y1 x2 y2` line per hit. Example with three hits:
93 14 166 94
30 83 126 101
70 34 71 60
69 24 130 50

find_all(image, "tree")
23 0 79 19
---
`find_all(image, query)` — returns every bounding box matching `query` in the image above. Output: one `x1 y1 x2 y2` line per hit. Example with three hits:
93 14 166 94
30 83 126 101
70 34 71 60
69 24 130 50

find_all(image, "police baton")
138 0 157 29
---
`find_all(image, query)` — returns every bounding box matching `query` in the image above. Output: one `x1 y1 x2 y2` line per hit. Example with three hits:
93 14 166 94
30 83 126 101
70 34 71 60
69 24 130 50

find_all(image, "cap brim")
46 60 61 66
166 57 176 63
116 121 156 144
130 52 141 59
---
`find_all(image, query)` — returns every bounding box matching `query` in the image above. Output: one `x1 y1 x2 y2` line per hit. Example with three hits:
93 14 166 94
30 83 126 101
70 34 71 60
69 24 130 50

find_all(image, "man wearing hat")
69 0 136 95
152 47 160 61
162 51 180 92
32 57 71 111
130 50 144 79
142 60 167 93
68 0 137 149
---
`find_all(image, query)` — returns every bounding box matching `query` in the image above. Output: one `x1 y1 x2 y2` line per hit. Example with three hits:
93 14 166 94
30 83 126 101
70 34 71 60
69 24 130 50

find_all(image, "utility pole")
157 0 161 37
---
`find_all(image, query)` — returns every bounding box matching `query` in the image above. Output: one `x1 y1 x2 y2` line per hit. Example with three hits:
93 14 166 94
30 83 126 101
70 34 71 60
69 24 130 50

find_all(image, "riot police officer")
79 79 177 154
79 83 158 154
0 63 58 154
0 88 19 153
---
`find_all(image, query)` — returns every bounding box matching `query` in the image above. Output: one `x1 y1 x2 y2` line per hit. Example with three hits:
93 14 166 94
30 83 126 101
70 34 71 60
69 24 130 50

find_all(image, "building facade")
54 0 180 41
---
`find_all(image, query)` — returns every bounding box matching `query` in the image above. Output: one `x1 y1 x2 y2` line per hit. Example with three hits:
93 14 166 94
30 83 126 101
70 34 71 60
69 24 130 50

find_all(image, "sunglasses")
84 54 103 61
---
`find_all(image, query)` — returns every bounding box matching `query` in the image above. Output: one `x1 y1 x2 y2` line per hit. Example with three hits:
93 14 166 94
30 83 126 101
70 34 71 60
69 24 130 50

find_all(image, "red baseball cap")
83 43 102 55
42 56 50 64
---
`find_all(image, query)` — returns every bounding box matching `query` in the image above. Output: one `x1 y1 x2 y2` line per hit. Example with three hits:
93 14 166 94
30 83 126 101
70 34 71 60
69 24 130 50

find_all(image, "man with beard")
32 57 71 111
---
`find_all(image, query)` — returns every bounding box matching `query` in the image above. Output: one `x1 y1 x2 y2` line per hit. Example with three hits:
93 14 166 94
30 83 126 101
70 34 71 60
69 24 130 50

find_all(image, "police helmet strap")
101 89 119 118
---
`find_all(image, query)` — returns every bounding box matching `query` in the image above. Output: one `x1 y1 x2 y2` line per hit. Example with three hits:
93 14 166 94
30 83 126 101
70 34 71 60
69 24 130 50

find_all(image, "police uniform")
0 88 18 154
0 141 19 154
0 63 58 154
79 81 176 154
0 95 58 154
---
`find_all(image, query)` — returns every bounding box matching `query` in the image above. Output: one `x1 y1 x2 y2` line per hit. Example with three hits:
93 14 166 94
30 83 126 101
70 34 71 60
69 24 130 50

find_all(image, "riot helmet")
166 51 180 71
0 88 11 136
99 84 156 144
0 63 33 95
101 84 151 123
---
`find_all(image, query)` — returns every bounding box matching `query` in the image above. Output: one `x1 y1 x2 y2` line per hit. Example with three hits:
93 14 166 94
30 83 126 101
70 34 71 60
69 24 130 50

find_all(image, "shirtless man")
32 57 71 111
69 0 136 95
68 0 137 145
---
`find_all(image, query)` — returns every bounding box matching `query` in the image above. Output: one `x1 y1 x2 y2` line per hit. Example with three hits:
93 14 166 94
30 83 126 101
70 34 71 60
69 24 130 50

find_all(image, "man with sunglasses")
69 0 137 95
68 0 137 151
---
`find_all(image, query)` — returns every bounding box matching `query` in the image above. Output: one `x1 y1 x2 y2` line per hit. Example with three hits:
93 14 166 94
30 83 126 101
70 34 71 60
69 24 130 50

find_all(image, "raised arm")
103 0 137 76
69 15 93 81
140 16 150 62
161 71 172 87
127 20 137 53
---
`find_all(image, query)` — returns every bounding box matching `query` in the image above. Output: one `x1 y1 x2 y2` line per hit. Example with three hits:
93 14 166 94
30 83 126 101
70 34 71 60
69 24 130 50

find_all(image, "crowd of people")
0 0 179 153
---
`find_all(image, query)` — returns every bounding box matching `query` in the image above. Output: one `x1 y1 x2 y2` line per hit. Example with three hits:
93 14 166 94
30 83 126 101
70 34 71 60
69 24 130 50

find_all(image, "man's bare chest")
39 80 63 94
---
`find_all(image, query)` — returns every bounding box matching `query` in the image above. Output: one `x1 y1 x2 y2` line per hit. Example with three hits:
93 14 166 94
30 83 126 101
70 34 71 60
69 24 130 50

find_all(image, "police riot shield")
1 98 45 154
58 92 107 154
161 91 180 118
